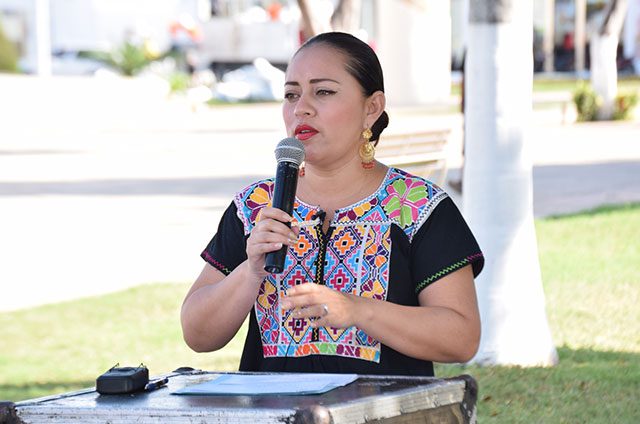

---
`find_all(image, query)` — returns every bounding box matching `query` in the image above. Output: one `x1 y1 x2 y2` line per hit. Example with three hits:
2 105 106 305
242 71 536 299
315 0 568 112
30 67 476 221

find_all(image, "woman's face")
282 44 370 168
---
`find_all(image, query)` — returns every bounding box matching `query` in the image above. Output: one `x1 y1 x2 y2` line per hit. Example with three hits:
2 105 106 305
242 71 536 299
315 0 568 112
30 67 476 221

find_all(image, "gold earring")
359 128 375 169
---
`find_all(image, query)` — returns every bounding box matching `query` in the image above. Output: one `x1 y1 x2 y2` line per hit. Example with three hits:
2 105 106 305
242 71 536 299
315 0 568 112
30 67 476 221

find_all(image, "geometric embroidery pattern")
416 252 484 292
233 168 447 363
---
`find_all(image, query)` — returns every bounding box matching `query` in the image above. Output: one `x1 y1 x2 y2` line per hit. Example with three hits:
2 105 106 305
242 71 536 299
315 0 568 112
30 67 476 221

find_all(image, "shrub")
87 39 161 77
0 21 19 73
573 81 639 121
573 82 600 122
612 92 639 120
168 71 191 93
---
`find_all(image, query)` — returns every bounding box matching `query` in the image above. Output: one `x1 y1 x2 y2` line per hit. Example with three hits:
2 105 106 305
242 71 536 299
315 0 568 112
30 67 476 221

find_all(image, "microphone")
264 137 305 274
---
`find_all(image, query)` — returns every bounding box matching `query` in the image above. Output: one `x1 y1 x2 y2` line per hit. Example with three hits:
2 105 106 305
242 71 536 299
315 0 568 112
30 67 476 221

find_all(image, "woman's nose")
294 94 314 117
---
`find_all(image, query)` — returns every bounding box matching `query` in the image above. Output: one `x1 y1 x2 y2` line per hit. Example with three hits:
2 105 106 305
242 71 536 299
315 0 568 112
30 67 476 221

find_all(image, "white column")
375 0 451 105
543 0 555 72
575 0 587 74
33 0 52 75
623 0 640 74
464 0 558 367
590 33 619 119
590 0 628 119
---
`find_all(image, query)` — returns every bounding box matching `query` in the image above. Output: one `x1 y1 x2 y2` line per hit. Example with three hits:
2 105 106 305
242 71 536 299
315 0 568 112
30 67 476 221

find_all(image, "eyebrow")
284 78 340 86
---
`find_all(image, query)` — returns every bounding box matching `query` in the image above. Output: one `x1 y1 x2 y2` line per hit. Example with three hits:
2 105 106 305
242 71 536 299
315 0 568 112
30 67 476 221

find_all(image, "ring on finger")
322 304 329 317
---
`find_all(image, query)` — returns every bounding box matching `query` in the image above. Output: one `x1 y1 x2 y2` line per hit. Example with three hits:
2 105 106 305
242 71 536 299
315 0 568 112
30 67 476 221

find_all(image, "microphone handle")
264 161 299 274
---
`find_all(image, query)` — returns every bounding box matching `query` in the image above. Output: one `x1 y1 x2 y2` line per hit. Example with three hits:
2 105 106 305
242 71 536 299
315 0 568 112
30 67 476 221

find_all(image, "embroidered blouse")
201 167 484 376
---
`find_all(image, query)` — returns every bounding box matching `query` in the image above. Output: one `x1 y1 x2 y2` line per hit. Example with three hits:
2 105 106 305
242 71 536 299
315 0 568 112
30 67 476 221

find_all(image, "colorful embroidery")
235 181 273 232
416 252 484 292
201 250 231 275
234 168 447 363
382 178 429 228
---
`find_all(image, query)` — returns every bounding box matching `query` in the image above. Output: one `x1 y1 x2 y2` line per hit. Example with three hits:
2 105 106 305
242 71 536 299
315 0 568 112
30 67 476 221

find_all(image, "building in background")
0 0 454 105
4 1 634 100
0 0 209 74
452 0 640 74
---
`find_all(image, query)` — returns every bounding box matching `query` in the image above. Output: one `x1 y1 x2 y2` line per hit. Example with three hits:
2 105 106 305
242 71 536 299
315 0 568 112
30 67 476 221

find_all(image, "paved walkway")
1 75 639 311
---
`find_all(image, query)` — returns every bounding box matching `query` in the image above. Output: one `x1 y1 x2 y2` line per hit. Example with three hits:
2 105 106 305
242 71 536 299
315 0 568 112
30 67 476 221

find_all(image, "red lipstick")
294 124 318 141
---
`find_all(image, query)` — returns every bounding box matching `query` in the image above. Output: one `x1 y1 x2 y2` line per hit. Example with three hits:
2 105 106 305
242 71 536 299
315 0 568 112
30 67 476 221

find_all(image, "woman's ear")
366 91 386 126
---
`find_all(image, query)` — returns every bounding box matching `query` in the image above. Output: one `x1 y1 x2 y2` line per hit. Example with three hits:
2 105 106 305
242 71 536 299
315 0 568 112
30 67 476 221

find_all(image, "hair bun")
371 111 389 144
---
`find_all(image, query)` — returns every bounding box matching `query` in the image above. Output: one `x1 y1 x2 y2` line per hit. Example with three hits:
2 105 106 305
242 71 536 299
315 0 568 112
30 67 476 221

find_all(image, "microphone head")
275 137 305 167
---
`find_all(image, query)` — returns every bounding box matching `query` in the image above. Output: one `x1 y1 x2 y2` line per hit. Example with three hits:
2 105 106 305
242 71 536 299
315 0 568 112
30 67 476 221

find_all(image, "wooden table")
2 369 477 423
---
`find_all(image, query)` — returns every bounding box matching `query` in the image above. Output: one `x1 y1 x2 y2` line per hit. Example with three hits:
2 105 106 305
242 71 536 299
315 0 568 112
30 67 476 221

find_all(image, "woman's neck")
297 161 388 218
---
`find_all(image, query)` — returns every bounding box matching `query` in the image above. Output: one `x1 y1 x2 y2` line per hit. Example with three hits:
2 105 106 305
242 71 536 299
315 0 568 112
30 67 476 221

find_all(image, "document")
173 373 358 396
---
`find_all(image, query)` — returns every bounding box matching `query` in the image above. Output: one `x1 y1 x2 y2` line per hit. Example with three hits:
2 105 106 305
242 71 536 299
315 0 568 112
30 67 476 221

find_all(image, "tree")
0 22 19 73
463 0 558 366
33 0 52 75
296 0 362 40
590 0 628 120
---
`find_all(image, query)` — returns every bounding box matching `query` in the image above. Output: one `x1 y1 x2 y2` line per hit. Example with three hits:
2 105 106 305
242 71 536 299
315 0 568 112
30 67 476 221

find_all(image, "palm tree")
464 0 558 366
590 0 628 120
296 0 362 40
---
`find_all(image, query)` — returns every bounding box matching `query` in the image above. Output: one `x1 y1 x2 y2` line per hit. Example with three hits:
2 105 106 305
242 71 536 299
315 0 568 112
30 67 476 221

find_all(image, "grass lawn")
1 203 639 422
450 75 640 96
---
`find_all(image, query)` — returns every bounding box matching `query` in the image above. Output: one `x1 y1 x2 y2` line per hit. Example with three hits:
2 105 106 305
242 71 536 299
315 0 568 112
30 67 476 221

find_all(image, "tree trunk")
34 0 52 76
575 0 587 73
464 0 558 366
297 0 346 40
591 0 628 120
543 0 555 73
297 0 323 40
331 0 362 34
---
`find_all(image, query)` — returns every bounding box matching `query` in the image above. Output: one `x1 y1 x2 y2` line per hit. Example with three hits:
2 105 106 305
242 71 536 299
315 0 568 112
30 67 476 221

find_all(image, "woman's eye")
316 89 336 96
284 92 299 101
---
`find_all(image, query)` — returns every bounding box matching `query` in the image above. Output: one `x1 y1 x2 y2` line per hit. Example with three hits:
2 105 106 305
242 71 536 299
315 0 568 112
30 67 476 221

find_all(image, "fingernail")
281 301 290 309
274 242 283 248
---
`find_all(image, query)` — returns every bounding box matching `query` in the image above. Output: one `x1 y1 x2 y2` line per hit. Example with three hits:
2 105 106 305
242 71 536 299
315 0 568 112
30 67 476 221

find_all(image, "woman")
181 32 484 376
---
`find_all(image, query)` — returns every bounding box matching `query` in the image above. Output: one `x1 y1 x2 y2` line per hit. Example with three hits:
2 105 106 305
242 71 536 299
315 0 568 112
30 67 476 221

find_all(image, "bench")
376 129 450 186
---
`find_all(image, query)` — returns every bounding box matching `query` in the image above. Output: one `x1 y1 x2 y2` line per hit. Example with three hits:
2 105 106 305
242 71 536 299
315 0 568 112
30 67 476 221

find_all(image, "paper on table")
172 373 358 396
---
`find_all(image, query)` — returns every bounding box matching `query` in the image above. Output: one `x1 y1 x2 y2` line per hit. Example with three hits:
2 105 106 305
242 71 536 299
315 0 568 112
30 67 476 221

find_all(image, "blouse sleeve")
200 201 248 276
411 197 484 293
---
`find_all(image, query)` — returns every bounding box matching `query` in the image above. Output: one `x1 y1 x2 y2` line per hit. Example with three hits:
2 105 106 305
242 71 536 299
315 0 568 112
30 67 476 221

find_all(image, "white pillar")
451 0 469 67
33 0 52 75
590 34 619 119
464 0 558 367
590 0 628 119
543 0 555 72
375 0 451 105
575 0 587 74
623 0 640 74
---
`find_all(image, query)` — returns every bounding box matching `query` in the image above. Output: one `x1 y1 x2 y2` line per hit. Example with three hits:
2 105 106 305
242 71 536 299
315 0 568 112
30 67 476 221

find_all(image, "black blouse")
202 168 484 376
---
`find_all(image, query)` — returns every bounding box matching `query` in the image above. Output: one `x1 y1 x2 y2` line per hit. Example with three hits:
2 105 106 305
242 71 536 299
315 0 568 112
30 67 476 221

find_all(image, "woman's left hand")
280 283 356 329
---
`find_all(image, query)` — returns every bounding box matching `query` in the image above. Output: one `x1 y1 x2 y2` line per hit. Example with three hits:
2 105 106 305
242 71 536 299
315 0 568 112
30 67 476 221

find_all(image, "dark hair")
296 32 389 144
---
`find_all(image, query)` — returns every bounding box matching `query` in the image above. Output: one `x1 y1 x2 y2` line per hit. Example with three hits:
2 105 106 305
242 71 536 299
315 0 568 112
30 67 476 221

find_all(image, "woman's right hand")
245 207 298 281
